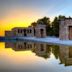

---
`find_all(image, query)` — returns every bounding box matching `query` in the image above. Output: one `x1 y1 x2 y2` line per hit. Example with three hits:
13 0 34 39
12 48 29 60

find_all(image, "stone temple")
59 18 72 40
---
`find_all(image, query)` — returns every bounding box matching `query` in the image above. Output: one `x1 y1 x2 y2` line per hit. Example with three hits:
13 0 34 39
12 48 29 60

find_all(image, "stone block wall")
59 18 72 40
35 25 47 38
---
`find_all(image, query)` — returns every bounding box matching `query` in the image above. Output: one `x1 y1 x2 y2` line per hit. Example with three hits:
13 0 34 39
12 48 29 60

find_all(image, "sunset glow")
0 8 43 36
0 0 72 36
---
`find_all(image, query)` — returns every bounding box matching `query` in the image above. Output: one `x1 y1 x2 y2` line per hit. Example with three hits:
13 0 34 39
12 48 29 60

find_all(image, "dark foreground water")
0 41 72 72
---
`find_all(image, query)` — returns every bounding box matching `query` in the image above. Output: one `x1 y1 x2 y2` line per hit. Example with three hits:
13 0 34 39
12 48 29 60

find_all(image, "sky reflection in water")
0 41 72 72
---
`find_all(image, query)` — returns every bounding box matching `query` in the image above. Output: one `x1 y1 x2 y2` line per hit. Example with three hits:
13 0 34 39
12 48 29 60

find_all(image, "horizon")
0 0 72 36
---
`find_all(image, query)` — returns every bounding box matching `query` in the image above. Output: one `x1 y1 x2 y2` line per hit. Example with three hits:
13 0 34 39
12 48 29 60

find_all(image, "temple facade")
59 18 72 40
5 24 47 38
35 24 46 38
5 31 13 37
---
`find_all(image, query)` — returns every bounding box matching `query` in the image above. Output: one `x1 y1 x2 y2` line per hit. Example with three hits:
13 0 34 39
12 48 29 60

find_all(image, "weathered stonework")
5 24 47 38
59 18 72 40
12 27 27 37
27 26 34 37
35 24 47 38
5 31 13 37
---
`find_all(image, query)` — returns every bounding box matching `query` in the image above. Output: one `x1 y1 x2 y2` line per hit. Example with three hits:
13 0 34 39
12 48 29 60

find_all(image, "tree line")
31 15 66 37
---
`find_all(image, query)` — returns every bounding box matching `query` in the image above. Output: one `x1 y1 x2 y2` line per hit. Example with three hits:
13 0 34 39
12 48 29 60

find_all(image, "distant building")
5 24 47 38
5 31 13 37
27 26 34 37
12 27 27 37
59 18 72 40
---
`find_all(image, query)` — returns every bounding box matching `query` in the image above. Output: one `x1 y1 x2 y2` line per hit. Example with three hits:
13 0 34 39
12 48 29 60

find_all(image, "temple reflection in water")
59 46 72 66
5 41 72 66
5 42 51 59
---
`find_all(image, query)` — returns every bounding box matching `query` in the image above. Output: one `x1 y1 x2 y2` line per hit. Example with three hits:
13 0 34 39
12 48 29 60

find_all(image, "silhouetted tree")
37 17 50 25
37 17 51 36
31 15 66 37
51 45 59 59
58 15 66 20
52 15 65 37
52 17 59 37
31 22 37 27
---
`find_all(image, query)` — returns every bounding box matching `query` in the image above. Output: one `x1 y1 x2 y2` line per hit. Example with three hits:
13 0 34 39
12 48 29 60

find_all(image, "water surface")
0 41 72 72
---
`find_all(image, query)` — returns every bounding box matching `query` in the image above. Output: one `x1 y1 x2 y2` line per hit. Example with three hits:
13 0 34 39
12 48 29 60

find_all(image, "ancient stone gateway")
35 24 47 38
5 24 47 38
59 18 72 40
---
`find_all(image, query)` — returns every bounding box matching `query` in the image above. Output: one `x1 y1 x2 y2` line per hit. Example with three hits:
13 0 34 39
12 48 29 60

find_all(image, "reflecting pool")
0 41 72 72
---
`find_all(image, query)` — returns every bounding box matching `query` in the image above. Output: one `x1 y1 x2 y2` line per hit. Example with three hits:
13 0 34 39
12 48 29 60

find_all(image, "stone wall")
27 26 34 37
12 27 27 37
5 31 13 37
7 24 47 38
59 18 72 40
35 24 47 38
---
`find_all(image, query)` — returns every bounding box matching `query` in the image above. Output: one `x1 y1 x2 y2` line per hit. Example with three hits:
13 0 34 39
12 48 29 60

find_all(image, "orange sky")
0 9 44 36
0 0 72 36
